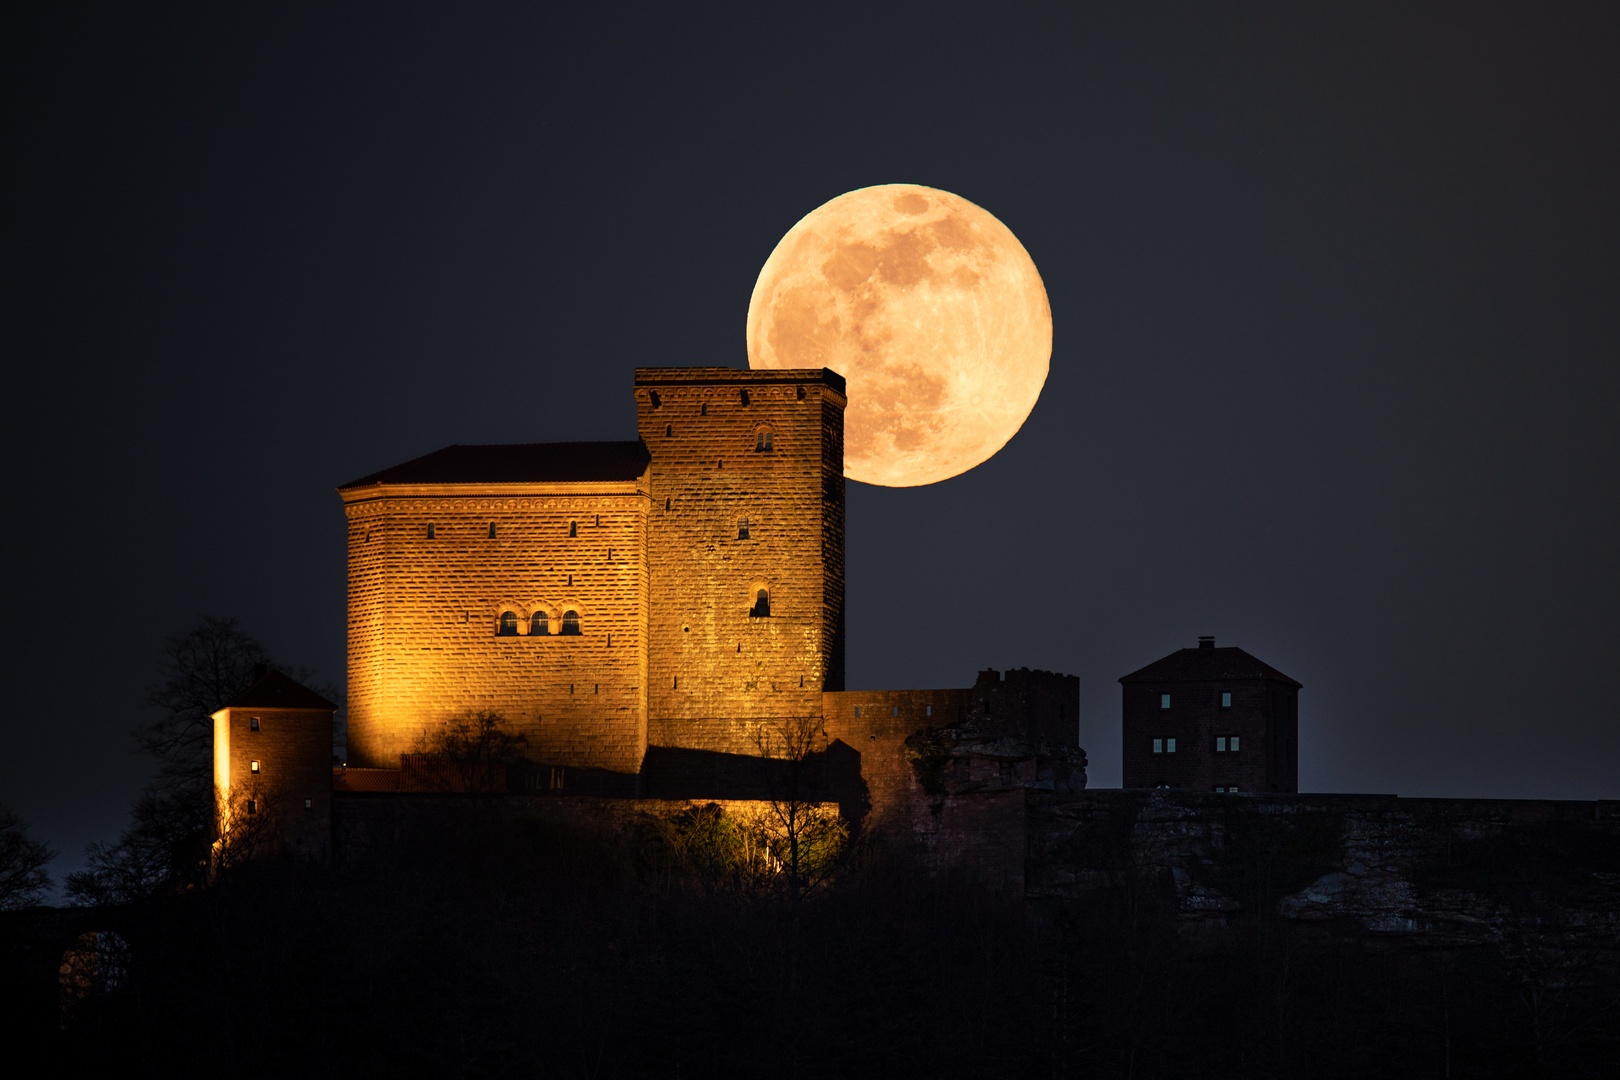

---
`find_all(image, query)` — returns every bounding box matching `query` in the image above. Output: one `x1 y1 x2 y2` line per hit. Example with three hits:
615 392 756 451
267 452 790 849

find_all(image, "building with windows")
211 670 339 854
1119 636 1300 792
208 365 1085 872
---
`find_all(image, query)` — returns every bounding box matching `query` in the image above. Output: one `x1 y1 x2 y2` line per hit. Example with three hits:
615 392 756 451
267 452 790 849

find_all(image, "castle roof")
339 440 651 489
221 669 339 711
1119 643 1302 688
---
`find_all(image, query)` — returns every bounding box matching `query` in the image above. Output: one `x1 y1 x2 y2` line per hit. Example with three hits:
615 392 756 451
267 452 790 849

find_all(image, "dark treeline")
15 803 1619 1080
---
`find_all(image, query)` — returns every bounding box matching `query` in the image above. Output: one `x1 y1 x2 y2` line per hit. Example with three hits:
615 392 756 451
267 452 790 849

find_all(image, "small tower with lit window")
212 669 338 856
1119 637 1300 792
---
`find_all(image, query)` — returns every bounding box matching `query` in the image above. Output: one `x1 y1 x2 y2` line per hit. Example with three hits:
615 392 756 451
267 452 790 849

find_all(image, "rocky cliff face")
1029 790 1620 953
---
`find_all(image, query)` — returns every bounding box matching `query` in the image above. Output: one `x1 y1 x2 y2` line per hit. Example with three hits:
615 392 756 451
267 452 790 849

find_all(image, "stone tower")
212 670 338 854
1119 636 1301 792
635 367 846 755
336 367 845 780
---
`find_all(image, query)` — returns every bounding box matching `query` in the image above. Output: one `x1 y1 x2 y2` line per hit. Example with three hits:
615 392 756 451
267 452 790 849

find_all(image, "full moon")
746 184 1051 487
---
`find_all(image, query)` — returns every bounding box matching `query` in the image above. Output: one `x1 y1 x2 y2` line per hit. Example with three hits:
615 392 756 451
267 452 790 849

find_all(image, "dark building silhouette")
1120 636 1300 792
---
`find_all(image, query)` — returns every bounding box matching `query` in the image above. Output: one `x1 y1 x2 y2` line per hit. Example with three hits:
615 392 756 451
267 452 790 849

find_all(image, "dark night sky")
10 2 1619 881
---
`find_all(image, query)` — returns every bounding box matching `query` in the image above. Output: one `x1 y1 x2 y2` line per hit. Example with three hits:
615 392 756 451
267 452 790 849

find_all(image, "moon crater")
747 184 1051 487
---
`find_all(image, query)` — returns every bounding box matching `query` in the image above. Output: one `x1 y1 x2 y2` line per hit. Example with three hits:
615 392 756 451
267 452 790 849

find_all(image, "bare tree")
0 802 55 908
68 616 335 905
139 616 273 793
753 714 848 904
418 711 531 794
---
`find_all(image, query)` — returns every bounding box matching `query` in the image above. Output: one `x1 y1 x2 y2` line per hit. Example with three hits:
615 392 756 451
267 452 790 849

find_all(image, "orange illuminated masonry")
220 366 1088 873
211 670 337 854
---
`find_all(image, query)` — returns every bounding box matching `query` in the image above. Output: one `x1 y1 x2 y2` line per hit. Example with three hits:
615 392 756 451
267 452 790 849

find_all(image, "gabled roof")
1119 645 1302 688
221 670 339 711
339 440 651 490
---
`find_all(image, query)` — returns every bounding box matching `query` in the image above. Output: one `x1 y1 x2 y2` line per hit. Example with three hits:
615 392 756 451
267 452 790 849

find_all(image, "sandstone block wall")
823 688 972 822
214 706 333 853
342 481 650 773
637 368 846 754
1029 790 1620 947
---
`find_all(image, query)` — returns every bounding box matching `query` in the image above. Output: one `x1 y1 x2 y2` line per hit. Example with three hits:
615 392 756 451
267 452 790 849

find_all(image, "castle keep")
294 365 1082 864
337 367 854 778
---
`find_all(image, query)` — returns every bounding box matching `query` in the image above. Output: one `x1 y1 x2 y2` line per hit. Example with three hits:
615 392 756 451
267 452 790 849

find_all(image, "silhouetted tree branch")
68 615 337 905
0 802 55 908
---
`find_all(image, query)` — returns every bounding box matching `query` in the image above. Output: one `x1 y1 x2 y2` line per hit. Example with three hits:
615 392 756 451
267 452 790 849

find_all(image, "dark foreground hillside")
7 804 1619 1079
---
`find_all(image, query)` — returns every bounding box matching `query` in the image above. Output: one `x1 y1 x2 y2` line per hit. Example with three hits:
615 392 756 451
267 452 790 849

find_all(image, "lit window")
560 610 581 636
1221 692 1232 708
750 589 770 617
250 760 260 773
1216 737 1227 752
1160 694 1171 709
756 429 773 452
498 611 519 636
250 717 259 731
738 519 750 540
1215 786 1226 793
1167 738 1177 753
1153 738 1163 753
1229 736 1240 752
304 798 312 809
530 612 549 636
487 522 496 539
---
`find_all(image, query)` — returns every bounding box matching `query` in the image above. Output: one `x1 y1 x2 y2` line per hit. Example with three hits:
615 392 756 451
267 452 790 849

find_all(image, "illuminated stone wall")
342 481 651 773
822 688 971 823
637 368 847 754
214 705 333 853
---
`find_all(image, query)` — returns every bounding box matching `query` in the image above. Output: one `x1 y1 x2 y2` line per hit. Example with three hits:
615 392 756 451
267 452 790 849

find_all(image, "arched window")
750 589 770 618
530 611 549 636
560 610 581 636
498 611 519 636
569 521 577 537
755 429 773 452
737 519 750 540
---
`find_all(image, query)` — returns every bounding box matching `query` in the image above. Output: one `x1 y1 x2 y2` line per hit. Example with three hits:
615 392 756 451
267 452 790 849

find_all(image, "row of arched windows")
498 610 581 636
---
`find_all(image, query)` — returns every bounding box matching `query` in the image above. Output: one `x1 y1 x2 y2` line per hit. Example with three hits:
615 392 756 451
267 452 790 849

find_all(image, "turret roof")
221 669 339 711
339 440 651 489
1119 645 1302 688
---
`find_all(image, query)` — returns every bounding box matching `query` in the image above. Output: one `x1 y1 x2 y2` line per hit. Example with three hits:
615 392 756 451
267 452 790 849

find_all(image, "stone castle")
213 366 1095 872
208 364 1620 954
